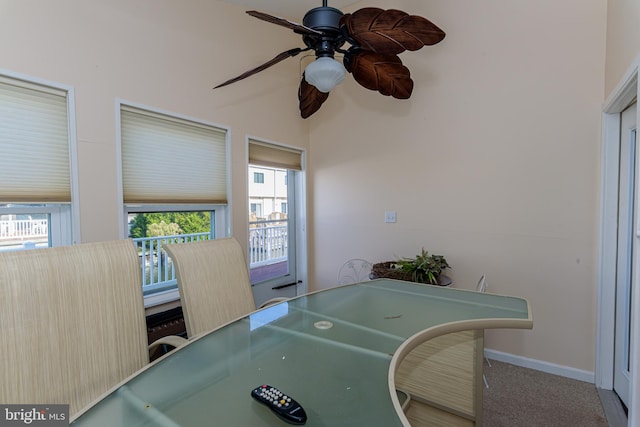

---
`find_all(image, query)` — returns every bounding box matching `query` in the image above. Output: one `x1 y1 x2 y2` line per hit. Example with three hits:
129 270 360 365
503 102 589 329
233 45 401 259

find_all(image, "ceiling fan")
214 1 445 118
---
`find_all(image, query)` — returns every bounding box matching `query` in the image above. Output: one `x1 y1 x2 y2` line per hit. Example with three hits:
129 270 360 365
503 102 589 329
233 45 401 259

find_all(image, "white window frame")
0 69 79 247
115 99 231 307
0 204 73 247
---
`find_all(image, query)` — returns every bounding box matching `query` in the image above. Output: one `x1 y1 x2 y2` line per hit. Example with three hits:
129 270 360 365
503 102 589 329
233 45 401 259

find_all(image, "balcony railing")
0 218 288 294
249 219 288 267
0 219 48 243
132 233 211 295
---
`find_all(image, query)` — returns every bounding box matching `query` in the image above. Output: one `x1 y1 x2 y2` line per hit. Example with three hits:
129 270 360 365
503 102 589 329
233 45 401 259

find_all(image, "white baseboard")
484 348 595 384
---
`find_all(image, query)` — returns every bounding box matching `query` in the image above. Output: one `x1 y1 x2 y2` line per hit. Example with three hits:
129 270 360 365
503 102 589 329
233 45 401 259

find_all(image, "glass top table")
71 279 532 427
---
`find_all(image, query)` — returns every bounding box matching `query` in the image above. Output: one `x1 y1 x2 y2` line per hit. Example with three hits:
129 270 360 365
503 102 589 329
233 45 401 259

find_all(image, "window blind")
248 140 303 171
121 106 228 204
0 77 70 203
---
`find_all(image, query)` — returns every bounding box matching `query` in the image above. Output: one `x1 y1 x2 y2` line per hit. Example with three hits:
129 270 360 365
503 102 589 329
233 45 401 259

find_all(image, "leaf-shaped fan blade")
214 48 305 89
299 75 329 119
341 8 445 55
247 10 323 35
345 51 413 99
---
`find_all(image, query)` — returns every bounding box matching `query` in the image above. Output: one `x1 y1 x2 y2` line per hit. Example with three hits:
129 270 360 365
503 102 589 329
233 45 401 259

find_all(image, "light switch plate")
384 211 397 223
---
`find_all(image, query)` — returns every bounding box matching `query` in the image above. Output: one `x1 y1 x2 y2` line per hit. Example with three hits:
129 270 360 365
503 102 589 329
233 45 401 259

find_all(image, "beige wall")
605 0 640 96
0 0 308 248
307 0 606 372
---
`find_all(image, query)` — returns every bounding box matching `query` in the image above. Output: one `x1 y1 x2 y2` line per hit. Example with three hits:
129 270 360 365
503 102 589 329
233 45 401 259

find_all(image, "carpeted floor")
482 360 610 427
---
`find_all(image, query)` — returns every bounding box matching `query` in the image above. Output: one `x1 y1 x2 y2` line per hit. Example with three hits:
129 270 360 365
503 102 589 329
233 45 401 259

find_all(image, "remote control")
251 384 307 425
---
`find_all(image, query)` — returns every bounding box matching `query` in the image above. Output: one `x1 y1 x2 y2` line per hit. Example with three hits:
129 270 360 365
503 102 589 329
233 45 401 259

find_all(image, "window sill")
144 289 180 316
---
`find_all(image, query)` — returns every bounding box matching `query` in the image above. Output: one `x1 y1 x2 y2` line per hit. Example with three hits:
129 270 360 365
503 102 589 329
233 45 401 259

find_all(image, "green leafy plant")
394 248 450 285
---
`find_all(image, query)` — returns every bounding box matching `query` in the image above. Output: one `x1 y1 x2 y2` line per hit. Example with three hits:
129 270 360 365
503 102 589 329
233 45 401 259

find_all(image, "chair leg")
483 356 490 388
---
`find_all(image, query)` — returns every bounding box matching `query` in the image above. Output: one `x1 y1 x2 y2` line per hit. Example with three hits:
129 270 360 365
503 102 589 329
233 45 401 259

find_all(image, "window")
254 172 264 184
281 202 287 214
118 103 229 304
250 203 263 218
0 71 76 250
126 207 221 300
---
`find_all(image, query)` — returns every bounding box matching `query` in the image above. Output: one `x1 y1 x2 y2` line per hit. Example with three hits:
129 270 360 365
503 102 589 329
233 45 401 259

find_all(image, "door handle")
272 280 302 290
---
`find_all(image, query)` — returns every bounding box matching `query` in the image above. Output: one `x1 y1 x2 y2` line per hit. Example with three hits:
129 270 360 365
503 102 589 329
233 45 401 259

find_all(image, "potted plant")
371 248 452 286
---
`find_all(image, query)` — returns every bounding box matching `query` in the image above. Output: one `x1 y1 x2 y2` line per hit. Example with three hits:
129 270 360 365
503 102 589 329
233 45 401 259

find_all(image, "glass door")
247 140 305 306
614 101 637 409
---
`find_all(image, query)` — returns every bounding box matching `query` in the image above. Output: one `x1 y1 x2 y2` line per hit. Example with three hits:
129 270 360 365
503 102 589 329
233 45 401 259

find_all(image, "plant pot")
371 262 452 286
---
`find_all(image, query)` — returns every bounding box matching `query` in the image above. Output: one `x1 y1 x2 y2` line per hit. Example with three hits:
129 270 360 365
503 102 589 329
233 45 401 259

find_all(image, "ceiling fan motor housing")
303 6 343 32
302 6 345 57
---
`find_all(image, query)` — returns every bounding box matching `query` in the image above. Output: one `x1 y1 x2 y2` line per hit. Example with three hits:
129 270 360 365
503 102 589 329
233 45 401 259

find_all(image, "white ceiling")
221 0 360 21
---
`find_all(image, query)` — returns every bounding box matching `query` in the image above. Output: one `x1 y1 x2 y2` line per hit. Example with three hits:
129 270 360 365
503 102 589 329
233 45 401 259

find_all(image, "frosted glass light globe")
304 57 346 93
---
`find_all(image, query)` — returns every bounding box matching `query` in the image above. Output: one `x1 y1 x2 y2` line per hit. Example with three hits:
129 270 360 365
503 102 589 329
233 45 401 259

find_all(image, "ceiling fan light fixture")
304 57 346 93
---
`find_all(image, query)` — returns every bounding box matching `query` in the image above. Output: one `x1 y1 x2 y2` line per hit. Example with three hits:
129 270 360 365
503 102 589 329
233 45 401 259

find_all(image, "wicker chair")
0 239 173 416
337 258 373 285
164 237 286 338
476 274 491 388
